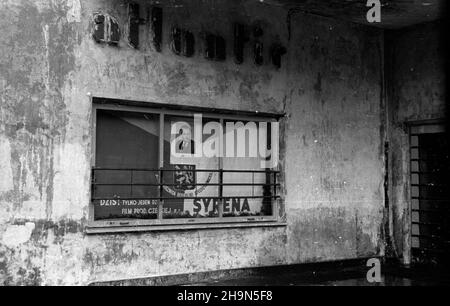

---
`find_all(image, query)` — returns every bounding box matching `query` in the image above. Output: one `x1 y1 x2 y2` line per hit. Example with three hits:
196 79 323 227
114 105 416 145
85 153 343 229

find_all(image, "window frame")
87 99 285 233
407 120 447 264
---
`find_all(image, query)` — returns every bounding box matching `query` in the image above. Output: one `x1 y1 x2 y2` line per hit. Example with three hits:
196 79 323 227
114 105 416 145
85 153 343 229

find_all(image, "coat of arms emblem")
174 164 196 191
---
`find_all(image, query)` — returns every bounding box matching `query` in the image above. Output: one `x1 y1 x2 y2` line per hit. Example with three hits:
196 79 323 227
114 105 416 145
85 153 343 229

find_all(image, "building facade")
0 0 446 285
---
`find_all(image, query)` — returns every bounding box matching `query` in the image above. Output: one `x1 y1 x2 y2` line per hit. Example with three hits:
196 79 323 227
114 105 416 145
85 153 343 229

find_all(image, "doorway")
410 123 449 266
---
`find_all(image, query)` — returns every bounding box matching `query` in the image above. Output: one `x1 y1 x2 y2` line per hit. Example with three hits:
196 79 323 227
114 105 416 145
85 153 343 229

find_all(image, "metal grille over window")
410 125 450 266
91 168 279 221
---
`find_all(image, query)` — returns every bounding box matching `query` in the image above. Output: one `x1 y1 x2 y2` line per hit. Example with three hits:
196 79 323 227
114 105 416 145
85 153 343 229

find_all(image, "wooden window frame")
87 98 285 234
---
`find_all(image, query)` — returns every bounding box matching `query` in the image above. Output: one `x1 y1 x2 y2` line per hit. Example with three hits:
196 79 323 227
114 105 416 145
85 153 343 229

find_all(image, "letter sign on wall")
128 3 144 49
233 23 248 64
92 13 120 45
91 7 287 68
151 7 163 52
204 33 226 61
171 27 195 57
253 25 264 66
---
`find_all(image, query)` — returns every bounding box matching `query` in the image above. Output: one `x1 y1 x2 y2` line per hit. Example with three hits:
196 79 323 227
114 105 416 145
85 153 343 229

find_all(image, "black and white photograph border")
0 0 448 290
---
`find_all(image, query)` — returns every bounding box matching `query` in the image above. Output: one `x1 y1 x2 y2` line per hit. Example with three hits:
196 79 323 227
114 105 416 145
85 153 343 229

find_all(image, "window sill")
85 220 286 234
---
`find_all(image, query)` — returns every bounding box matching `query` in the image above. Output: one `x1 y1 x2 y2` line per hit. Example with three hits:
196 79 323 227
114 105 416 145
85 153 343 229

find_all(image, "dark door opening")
410 124 450 267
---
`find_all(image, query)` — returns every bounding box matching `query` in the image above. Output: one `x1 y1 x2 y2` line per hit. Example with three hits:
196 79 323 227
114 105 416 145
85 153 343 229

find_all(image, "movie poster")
93 110 272 220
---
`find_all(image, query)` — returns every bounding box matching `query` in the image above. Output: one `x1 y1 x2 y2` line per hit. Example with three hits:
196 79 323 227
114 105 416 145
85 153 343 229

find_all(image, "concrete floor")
190 275 450 286
187 265 450 286
91 259 450 286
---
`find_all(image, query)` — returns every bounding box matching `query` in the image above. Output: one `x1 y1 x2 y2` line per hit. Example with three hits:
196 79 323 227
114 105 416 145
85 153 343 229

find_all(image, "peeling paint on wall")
67 0 82 23
2 222 35 248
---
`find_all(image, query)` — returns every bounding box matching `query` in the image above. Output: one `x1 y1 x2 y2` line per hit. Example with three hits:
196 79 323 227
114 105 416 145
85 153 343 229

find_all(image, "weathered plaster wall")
387 21 446 264
0 0 384 285
390 22 445 123
284 14 384 262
